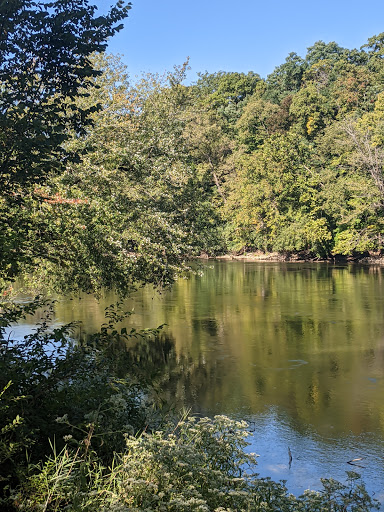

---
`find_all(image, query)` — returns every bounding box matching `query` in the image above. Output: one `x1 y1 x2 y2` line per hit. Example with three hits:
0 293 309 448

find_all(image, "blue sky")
95 0 384 82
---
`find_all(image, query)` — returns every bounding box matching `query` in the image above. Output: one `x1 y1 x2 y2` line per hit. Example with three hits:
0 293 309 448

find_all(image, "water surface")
16 262 384 504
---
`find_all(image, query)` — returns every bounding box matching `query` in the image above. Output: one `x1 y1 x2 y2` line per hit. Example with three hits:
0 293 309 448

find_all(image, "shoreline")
199 251 384 265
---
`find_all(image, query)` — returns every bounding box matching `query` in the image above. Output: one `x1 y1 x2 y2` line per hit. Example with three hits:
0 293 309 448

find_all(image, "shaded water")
16 262 384 503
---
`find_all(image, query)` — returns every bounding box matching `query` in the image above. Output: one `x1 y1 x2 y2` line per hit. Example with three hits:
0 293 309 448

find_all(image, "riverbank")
201 251 384 264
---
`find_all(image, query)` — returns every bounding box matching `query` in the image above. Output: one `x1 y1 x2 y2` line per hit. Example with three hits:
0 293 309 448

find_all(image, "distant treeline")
183 36 384 258
80 35 384 266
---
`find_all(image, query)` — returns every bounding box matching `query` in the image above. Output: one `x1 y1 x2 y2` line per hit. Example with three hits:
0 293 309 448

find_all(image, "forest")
0 0 383 510
3 10 384 295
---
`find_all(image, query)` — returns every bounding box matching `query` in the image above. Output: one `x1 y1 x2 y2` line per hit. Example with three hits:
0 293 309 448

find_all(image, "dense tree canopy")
0 0 129 188
196 34 384 258
0 2 219 294
0 0 131 287
3 23 384 292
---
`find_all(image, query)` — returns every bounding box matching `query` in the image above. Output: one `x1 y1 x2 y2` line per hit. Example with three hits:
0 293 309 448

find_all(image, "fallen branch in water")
347 457 365 468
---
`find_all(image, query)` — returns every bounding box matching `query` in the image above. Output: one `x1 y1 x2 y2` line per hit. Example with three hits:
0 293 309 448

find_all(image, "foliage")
12 416 379 511
0 298 164 508
193 71 261 112
224 134 333 256
0 0 129 189
5 28 384 290
264 52 307 103
1 55 222 295
204 34 384 258
0 0 130 284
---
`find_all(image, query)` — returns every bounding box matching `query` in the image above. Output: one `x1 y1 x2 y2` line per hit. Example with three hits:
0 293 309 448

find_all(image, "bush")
0 298 158 508
13 416 380 511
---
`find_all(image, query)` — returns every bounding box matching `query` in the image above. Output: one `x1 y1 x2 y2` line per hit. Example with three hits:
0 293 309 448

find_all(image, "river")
15 261 384 505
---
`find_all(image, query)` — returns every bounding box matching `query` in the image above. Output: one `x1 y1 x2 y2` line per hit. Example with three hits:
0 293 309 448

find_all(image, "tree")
182 71 261 210
191 70 260 128
363 32 384 80
19 57 221 295
331 64 376 116
264 52 307 103
289 82 335 138
313 117 384 256
0 0 130 285
224 134 332 256
182 109 234 204
305 40 346 66
0 0 130 188
236 93 292 152
193 71 260 107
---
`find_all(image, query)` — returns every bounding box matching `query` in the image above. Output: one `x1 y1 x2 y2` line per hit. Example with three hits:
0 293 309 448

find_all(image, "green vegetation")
12 415 379 511
4 11 384 293
0 0 383 509
204 38 384 257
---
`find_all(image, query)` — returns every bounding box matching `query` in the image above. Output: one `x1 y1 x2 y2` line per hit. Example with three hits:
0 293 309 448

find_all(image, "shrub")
0 299 158 508
13 416 380 511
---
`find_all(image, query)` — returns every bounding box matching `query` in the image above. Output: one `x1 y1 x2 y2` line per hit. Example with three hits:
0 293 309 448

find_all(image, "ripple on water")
240 408 384 509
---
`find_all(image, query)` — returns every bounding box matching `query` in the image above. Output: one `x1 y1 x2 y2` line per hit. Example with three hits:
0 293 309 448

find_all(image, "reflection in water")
244 408 384 505
16 262 384 504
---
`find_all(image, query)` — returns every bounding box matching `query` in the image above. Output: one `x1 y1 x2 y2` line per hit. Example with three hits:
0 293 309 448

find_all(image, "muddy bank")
199 251 384 264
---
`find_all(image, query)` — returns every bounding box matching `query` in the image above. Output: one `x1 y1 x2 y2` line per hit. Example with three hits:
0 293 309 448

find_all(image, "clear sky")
95 0 384 82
